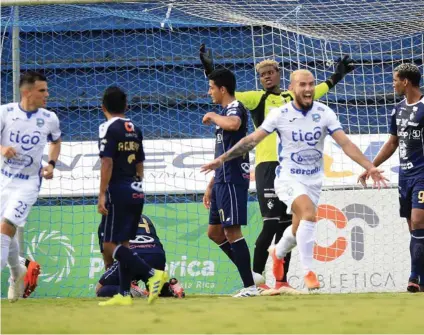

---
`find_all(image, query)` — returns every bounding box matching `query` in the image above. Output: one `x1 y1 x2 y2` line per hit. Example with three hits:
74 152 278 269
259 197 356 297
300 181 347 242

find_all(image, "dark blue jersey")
214 100 250 186
390 96 424 178
98 117 145 203
129 215 165 255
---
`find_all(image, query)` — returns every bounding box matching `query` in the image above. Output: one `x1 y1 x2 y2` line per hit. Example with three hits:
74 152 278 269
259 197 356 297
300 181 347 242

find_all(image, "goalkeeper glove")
199 43 214 76
326 55 355 89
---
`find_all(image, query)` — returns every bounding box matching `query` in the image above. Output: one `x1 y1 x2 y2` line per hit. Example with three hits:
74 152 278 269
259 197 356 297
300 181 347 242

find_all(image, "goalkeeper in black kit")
200 44 354 293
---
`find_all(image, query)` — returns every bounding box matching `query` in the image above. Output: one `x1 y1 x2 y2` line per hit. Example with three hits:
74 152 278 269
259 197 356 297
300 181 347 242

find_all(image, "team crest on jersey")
36 118 44 127
312 113 321 122
267 199 274 210
7 107 13 112
413 106 418 112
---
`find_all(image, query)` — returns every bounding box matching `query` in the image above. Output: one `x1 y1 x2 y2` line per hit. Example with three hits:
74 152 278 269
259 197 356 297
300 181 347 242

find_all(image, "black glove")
327 55 355 88
199 43 214 76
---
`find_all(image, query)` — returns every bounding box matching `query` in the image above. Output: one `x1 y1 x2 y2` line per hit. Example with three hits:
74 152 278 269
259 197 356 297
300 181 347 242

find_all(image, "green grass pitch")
2 293 423 333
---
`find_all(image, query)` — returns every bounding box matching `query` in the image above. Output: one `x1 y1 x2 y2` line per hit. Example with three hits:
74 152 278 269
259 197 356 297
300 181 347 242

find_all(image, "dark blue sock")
410 229 424 282
218 240 235 263
231 237 254 288
114 245 154 283
97 285 119 297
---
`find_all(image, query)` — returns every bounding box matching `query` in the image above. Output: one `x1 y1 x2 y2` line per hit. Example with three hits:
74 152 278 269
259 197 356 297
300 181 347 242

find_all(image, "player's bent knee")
224 225 243 243
207 225 225 243
1 219 17 237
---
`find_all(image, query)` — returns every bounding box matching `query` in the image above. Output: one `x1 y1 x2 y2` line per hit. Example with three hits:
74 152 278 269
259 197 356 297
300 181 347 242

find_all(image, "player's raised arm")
200 128 268 174
331 129 388 189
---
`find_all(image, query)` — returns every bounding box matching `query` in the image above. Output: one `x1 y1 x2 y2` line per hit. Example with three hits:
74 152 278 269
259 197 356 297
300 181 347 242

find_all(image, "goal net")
1 0 423 296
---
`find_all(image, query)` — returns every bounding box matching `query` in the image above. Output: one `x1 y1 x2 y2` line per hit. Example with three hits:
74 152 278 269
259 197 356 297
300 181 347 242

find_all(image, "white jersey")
0 102 61 187
260 101 342 185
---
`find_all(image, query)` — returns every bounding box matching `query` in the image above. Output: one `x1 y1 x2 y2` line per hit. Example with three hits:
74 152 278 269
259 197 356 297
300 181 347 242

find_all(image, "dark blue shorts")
99 201 144 246
398 177 424 219
209 183 248 227
98 253 166 286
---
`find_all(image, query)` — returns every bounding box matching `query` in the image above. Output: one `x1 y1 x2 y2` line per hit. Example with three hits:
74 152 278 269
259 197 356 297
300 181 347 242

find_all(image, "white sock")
1 234 12 270
19 256 27 266
8 237 21 279
296 220 316 275
275 225 297 259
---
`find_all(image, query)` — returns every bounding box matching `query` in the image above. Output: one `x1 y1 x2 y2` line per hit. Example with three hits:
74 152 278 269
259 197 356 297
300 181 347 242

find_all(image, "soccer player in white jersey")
201 69 387 290
0 71 61 302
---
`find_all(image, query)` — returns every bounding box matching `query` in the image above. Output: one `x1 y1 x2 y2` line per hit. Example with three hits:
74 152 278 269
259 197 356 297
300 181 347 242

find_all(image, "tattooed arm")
201 128 269 173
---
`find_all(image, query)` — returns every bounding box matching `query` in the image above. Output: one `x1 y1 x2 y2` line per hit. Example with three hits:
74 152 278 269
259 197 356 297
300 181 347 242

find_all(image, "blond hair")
290 69 314 83
255 59 279 73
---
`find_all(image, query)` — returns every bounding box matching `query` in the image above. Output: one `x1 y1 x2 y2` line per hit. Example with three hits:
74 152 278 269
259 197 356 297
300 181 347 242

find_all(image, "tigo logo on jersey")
292 127 322 146
314 203 379 262
9 130 41 151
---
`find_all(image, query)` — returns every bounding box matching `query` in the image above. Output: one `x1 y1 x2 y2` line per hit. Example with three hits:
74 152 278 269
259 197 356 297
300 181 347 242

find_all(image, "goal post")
1 0 422 296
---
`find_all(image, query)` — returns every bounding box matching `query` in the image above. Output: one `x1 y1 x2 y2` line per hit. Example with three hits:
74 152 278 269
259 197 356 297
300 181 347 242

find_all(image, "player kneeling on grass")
96 214 185 299
201 69 388 292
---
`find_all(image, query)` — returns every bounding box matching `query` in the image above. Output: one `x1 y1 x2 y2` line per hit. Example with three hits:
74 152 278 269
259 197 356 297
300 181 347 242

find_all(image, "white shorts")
1 184 39 227
274 177 322 214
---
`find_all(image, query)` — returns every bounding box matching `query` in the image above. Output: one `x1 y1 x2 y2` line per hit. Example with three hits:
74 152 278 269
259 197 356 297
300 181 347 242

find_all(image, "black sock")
253 219 279 274
231 237 254 288
410 229 424 282
277 219 292 283
218 239 235 263
97 285 119 297
114 245 154 283
118 262 132 296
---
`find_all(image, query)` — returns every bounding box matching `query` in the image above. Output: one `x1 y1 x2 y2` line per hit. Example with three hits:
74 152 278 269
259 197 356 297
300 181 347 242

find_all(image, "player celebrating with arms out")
200 44 354 289
1 71 61 302
201 69 387 290
97 86 167 306
359 63 424 292
202 68 259 297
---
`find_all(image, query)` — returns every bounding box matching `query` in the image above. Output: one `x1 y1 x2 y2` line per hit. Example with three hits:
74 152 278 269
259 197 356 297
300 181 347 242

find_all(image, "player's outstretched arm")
357 135 398 187
42 138 61 179
136 162 144 181
200 128 268 174
331 130 388 189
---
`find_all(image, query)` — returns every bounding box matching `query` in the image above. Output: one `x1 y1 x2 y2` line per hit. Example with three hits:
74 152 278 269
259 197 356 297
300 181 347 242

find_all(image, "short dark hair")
208 68 236 96
19 71 47 88
394 63 422 87
102 86 127 114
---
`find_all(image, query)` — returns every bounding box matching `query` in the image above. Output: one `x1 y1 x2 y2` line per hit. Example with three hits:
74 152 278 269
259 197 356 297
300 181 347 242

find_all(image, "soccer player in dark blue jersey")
96 214 185 299
359 63 424 293
97 86 167 306
202 68 259 297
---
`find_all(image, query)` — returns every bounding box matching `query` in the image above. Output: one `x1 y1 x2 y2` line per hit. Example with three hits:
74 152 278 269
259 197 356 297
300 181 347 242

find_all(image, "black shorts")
209 183 248 227
99 201 144 246
255 162 291 221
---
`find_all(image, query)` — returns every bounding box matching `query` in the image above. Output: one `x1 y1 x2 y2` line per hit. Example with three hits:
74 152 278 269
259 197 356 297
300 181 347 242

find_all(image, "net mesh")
0 0 423 296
